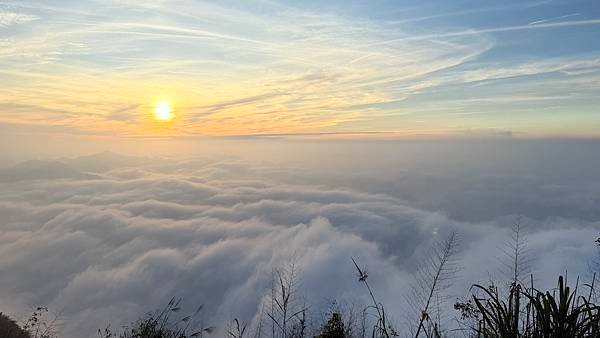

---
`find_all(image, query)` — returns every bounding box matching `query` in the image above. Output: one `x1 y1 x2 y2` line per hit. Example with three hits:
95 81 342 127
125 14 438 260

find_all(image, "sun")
154 100 173 121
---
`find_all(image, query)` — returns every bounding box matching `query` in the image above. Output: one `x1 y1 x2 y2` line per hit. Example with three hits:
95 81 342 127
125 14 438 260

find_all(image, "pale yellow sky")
1 0 600 140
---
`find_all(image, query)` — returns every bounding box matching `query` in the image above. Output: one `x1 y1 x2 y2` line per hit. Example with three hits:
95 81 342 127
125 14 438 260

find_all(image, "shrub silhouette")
524 276 600 336
0 312 31 338
6 233 600 337
316 313 346 338
21 306 59 338
99 298 213 338
460 275 600 337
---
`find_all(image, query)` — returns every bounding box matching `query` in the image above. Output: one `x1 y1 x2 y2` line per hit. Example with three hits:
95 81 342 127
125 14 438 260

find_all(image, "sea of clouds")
0 141 598 337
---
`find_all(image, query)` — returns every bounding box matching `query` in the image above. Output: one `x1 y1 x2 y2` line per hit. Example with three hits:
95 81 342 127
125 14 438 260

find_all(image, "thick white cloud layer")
0 151 598 337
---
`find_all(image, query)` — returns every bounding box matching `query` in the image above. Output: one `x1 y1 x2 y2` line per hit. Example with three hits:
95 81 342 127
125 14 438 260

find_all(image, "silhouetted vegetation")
352 257 397 338
98 298 214 338
454 274 600 337
0 307 59 338
1 312 31 338
316 313 345 338
3 233 600 337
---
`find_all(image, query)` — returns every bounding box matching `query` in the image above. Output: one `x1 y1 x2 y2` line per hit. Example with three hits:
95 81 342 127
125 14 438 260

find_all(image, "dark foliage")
6 235 600 338
316 313 345 338
99 298 213 338
455 275 600 337
0 312 31 338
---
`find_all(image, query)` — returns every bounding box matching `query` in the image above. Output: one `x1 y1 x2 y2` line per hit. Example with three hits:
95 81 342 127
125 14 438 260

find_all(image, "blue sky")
1 0 599 139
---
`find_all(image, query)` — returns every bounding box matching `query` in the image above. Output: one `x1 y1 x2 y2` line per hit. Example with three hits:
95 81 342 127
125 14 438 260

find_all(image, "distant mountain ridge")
60 151 148 172
0 160 99 182
0 151 148 182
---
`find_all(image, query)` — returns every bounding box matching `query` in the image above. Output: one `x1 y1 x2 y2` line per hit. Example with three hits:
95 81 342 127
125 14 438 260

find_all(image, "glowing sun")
154 100 173 121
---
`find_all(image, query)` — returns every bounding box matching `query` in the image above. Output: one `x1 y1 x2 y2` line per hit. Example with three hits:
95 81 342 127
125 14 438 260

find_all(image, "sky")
1 0 600 141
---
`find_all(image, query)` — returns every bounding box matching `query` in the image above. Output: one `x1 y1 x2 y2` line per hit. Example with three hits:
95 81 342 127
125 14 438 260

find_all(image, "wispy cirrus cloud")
0 0 599 138
375 19 600 44
0 10 38 27
529 13 581 25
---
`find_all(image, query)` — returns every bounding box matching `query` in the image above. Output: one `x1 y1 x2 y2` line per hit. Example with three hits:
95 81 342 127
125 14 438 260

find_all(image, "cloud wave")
0 151 598 337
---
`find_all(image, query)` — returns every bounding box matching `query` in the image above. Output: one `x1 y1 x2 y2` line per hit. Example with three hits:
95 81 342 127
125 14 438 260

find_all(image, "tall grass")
451 232 600 337
264 263 308 338
409 232 460 338
3 233 599 338
98 297 214 338
352 258 396 338
463 274 600 337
